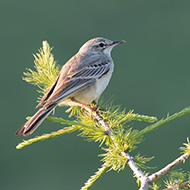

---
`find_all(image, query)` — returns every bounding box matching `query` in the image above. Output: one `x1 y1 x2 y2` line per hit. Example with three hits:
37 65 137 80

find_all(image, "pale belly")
62 71 113 106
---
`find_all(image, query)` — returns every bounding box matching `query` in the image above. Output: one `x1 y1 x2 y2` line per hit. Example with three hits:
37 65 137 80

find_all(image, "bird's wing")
44 60 111 107
36 73 60 108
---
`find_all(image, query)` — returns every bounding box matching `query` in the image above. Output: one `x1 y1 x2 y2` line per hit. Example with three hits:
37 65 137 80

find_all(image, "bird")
16 37 125 136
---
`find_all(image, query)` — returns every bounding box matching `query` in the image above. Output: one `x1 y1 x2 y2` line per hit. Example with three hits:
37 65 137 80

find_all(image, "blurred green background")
1 0 190 189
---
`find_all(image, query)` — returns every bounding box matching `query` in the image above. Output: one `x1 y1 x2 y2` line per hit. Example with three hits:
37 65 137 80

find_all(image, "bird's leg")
91 100 99 111
81 106 85 116
94 104 98 110
70 97 97 117
91 100 106 112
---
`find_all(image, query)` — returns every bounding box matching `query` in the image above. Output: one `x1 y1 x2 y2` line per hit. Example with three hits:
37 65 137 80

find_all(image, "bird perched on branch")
16 37 125 136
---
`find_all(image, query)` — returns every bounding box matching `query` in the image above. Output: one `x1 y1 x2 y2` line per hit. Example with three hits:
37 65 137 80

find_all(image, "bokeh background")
1 0 190 189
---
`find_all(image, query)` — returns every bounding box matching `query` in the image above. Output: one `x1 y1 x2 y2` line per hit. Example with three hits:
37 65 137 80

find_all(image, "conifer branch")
84 107 190 190
83 107 148 187
124 152 147 188
139 106 190 136
140 144 190 190
23 41 60 100
135 153 190 190
130 113 157 123
16 126 79 149
17 41 190 189
17 115 99 149
81 163 108 190
148 153 190 184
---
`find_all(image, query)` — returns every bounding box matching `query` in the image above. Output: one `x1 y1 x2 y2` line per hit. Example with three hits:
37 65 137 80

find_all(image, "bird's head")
79 37 125 56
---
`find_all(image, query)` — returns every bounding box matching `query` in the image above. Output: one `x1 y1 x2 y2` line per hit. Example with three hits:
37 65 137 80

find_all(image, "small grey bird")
16 37 125 136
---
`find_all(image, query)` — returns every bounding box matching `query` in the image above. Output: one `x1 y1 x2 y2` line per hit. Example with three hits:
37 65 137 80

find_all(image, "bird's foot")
81 104 97 118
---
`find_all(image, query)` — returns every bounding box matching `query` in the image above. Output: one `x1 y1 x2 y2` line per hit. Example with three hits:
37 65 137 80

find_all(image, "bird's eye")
99 43 105 47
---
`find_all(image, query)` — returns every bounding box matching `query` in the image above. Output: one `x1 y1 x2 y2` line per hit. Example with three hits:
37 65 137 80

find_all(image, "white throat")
103 46 114 56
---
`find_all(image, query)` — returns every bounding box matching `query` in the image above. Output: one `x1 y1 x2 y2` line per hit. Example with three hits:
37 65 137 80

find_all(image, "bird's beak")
112 40 126 46
103 40 125 54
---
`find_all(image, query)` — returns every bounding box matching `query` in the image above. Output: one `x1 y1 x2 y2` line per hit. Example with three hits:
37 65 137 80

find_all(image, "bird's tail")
16 105 55 136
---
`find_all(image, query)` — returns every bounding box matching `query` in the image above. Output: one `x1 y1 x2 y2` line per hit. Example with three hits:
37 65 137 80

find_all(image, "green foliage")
134 154 154 170
180 138 190 155
23 41 60 100
92 100 158 128
16 125 79 149
101 143 128 172
168 169 187 182
17 41 190 190
139 107 190 137
164 170 190 189
81 163 108 190
150 169 190 189
150 182 161 190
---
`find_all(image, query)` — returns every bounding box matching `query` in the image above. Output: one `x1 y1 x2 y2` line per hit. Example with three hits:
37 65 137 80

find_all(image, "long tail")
16 104 56 136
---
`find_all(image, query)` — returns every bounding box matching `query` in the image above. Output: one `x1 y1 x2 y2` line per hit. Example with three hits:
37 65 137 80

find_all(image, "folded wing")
39 60 111 107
